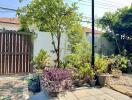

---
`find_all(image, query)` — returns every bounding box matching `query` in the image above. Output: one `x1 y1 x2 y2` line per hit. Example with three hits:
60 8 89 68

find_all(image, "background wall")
86 34 115 55
33 31 115 62
33 31 68 61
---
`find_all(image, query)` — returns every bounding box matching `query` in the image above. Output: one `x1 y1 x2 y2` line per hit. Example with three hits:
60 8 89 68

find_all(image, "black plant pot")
74 79 84 87
89 79 96 87
28 76 41 93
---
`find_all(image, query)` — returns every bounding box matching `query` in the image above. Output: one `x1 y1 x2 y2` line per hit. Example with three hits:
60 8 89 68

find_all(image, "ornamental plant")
32 49 50 73
41 67 72 93
79 63 95 80
108 55 128 72
64 40 92 68
64 53 81 69
64 40 93 81
95 54 109 74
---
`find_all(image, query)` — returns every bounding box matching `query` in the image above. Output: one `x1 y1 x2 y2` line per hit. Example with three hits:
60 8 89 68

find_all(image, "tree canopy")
18 0 82 67
67 22 84 53
99 6 132 55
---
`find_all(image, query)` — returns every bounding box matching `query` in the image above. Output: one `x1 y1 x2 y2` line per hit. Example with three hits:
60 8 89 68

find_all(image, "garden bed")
107 75 132 97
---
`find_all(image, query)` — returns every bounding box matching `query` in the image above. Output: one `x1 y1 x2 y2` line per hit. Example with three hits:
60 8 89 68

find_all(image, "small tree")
18 0 81 67
99 6 132 55
67 23 84 53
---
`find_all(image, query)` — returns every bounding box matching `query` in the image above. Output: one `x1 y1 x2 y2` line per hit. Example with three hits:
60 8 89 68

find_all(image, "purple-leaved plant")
41 67 72 93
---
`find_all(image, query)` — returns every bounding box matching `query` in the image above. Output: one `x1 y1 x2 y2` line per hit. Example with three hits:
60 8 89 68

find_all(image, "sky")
0 0 131 26
0 0 30 17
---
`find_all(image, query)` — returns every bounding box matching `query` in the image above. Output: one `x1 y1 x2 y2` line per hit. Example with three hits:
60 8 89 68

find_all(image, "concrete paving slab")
94 94 116 100
86 88 104 96
58 92 77 100
73 89 91 97
29 87 132 100
29 91 49 100
79 96 97 100
109 92 132 100
100 87 118 94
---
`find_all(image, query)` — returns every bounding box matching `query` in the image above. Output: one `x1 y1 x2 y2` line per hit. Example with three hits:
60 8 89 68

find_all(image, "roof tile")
0 18 19 24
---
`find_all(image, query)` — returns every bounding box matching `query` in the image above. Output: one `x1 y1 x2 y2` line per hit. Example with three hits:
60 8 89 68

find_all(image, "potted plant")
89 70 96 87
109 55 128 78
41 67 72 97
27 74 41 94
73 73 84 87
97 73 112 87
31 49 51 75
79 63 96 87
28 50 51 94
72 63 94 87
94 54 112 87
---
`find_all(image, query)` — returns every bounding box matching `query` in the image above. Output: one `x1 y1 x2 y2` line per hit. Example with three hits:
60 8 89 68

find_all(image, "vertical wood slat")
0 34 1 73
4 33 6 74
11 33 14 73
7 33 10 73
18 34 20 73
23 35 25 72
28 36 31 73
24 36 28 72
15 34 17 73
1 33 3 74
22 35 24 72
26 36 29 72
0 31 32 75
28 36 32 72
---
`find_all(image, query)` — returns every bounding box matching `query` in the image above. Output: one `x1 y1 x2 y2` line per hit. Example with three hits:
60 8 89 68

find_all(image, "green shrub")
64 53 94 80
95 54 109 74
128 53 132 62
64 54 81 68
32 49 50 73
26 74 38 86
64 40 91 68
79 63 95 79
108 55 128 72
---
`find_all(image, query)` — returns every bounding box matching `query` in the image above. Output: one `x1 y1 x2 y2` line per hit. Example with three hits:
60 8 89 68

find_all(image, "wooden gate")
0 30 33 75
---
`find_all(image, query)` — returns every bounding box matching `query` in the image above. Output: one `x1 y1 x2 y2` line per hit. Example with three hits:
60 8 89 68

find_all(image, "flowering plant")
41 67 72 93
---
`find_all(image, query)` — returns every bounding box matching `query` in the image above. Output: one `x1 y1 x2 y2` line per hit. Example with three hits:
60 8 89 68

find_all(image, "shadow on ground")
0 75 29 100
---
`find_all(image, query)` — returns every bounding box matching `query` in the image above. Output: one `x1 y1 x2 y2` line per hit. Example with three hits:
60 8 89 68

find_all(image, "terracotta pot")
98 74 112 87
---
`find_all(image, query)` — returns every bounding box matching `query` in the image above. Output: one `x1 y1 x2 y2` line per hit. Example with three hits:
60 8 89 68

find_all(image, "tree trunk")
115 35 121 54
51 31 61 67
57 34 61 67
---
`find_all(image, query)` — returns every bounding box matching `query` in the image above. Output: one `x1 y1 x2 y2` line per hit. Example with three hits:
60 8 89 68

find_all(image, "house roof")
0 18 19 24
82 27 102 34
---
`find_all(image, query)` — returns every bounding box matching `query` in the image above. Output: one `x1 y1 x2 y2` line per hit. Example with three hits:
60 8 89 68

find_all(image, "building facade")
0 18 20 30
